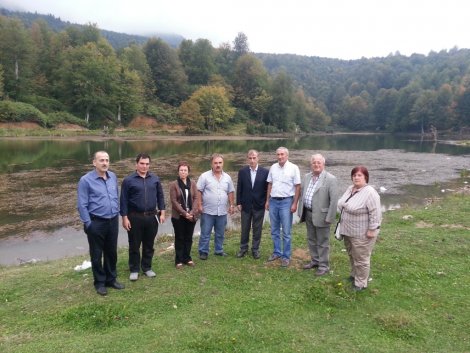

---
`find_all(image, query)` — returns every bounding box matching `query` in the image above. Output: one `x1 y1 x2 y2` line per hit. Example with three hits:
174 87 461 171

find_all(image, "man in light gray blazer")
298 154 338 276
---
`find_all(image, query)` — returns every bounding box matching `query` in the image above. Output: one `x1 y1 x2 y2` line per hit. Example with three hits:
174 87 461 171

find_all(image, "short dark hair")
177 161 191 173
351 165 369 183
135 153 151 163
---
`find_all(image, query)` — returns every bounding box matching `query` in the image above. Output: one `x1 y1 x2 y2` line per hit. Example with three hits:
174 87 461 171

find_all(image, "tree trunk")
15 59 19 80
117 104 121 123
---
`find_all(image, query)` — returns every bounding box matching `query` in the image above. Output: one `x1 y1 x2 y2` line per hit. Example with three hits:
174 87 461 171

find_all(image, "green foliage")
0 63 4 98
180 85 235 131
2 10 470 133
144 38 188 105
179 38 216 85
143 102 180 124
246 121 280 134
0 16 34 99
21 95 65 113
0 100 47 126
47 111 87 128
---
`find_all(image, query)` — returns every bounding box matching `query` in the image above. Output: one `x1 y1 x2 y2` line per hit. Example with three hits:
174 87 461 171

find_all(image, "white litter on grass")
17 258 39 265
402 215 414 220
74 260 92 271
379 186 387 193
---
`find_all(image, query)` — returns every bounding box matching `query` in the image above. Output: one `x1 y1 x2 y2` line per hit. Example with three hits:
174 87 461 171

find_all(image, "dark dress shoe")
199 253 208 260
96 287 108 296
303 261 319 270
236 250 247 258
106 281 125 290
252 251 260 259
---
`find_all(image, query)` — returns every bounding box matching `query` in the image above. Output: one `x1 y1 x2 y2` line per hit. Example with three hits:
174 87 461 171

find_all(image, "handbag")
334 210 343 241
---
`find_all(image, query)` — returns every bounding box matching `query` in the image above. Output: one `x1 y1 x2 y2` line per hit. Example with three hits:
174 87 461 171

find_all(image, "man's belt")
129 210 157 216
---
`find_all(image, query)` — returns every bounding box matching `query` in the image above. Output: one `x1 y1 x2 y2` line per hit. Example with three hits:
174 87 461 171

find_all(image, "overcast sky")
1 0 469 59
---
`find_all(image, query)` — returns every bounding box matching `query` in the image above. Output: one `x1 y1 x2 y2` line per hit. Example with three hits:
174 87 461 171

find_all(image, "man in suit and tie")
236 149 269 259
298 153 338 276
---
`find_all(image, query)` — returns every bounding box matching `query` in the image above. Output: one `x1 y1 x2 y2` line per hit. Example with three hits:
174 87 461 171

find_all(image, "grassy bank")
1 194 469 353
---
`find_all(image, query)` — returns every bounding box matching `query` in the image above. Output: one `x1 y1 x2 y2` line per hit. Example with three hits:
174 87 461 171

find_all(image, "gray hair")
210 153 224 162
311 153 325 164
276 146 289 155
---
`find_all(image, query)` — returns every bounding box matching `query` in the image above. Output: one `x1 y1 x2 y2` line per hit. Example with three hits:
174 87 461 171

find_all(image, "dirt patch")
0 122 42 129
127 116 185 133
415 221 434 228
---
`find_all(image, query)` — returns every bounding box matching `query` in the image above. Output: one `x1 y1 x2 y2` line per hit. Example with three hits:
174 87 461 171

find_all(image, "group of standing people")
77 147 382 296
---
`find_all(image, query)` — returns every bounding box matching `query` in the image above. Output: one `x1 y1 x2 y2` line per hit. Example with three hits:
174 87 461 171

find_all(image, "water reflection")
1 134 469 174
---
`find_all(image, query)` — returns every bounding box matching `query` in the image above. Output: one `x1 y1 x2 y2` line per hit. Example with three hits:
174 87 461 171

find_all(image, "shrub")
246 121 280 135
21 95 66 113
47 111 88 128
0 101 48 126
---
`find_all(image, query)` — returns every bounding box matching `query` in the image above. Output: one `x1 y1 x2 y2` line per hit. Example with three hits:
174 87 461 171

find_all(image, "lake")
0 134 468 266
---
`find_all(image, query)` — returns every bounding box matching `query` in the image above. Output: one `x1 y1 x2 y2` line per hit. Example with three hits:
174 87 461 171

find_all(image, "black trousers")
85 215 119 289
127 214 158 273
239 208 265 253
171 217 196 264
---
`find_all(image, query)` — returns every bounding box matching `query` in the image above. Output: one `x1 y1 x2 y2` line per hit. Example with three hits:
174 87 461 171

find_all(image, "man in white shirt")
197 153 235 260
265 147 301 267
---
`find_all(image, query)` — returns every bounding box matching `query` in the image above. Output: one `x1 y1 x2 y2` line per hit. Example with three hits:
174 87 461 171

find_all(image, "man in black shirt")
120 153 165 281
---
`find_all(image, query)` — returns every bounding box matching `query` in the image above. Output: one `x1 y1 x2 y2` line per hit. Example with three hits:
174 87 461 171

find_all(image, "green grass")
1 194 469 353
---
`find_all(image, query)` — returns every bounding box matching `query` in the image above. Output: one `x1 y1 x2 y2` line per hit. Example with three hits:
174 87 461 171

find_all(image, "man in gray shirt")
197 153 235 260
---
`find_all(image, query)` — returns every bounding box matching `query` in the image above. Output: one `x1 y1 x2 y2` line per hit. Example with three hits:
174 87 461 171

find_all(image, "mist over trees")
1 11 470 134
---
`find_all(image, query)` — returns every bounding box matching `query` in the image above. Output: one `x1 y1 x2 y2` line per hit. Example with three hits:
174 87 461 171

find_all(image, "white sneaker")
129 272 139 281
144 270 156 278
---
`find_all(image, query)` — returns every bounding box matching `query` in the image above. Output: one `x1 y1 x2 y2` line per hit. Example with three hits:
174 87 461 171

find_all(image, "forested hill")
0 8 183 49
1 8 470 135
257 50 470 132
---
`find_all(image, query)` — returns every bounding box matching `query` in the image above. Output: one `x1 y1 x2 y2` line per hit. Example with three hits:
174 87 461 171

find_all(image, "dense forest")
1 9 470 134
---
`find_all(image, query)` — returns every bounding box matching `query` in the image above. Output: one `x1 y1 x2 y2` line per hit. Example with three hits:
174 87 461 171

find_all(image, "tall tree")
56 42 119 123
266 70 294 131
119 43 155 100
232 54 268 115
113 65 144 124
179 38 216 85
144 38 188 105
180 85 234 131
0 64 4 99
214 42 234 82
0 17 33 99
29 20 55 96
233 32 249 58
338 95 371 130
373 88 399 130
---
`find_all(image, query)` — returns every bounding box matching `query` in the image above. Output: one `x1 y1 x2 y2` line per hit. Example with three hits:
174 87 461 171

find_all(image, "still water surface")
1 134 468 174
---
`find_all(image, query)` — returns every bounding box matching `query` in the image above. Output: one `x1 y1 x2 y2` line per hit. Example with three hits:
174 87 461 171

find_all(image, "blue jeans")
198 213 227 255
269 197 293 259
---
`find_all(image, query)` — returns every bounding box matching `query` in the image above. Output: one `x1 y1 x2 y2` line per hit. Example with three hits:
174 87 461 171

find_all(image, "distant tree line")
0 11 469 134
